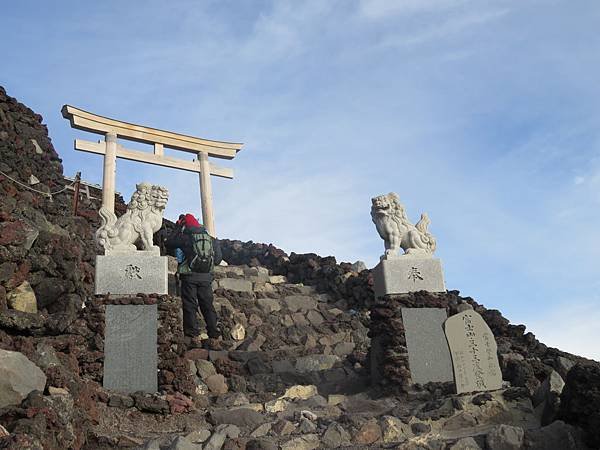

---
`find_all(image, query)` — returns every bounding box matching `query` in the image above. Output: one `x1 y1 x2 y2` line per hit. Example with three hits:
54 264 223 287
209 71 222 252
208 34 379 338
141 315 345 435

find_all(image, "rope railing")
0 169 77 199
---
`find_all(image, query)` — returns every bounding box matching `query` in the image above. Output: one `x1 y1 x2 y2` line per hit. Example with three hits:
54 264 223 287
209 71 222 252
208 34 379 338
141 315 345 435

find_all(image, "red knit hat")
183 214 201 228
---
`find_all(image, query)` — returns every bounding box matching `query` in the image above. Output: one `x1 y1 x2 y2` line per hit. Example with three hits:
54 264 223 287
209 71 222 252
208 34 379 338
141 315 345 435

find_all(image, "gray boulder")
322 423 352 448
486 424 524 450
210 408 267 429
523 420 587 450
295 355 340 372
449 437 481 449
167 436 202 450
0 349 46 408
283 295 317 312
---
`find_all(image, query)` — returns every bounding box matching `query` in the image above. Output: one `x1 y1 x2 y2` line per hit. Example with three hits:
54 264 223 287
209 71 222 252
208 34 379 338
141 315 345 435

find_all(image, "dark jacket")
165 225 222 281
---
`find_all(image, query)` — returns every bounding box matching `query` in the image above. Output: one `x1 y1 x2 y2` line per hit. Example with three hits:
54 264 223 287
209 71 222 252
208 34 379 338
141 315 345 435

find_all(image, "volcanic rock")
280 434 319 450
210 408 267 429
0 349 46 408
6 280 37 313
486 424 524 450
559 363 600 448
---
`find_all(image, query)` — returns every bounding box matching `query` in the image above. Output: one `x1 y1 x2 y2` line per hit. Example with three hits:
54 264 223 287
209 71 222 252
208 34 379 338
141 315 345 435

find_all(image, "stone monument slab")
103 304 158 393
402 308 454 384
95 254 168 295
373 258 446 298
444 310 502 394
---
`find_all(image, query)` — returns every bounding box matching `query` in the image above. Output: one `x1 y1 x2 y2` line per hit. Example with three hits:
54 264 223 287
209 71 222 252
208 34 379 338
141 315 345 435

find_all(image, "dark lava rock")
132 392 169 414
472 392 493 406
246 438 279 450
417 398 455 421
246 357 271 375
559 363 600 448
0 309 45 333
108 393 134 409
209 408 267 429
523 420 588 450
503 387 531 401
411 422 431 435
503 359 540 394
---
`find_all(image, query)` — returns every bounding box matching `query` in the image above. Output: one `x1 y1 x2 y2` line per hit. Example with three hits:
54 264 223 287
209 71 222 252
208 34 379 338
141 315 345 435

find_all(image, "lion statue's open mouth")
371 192 436 259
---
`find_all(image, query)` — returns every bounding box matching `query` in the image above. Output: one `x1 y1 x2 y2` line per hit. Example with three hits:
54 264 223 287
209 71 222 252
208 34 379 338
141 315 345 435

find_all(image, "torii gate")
61 105 243 236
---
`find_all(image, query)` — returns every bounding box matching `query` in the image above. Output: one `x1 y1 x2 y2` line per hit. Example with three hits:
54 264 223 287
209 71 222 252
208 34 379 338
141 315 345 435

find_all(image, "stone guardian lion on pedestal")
371 192 436 259
96 182 169 254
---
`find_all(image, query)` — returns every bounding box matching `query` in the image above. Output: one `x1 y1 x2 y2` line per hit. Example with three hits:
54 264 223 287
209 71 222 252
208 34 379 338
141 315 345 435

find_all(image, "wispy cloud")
358 0 469 19
376 8 511 49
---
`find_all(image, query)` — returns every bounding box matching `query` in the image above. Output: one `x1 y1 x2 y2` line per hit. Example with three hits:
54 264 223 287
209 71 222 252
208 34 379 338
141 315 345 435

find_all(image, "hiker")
172 214 186 296
165 213 222 347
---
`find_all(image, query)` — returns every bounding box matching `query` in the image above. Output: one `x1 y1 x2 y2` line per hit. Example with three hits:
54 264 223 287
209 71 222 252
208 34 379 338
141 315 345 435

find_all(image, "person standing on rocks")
165 213 222 347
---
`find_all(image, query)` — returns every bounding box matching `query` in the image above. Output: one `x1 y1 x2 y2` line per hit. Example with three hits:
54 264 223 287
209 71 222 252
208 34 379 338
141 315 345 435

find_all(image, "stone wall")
218 239 375 310
368 290 595 397
0 86 124 316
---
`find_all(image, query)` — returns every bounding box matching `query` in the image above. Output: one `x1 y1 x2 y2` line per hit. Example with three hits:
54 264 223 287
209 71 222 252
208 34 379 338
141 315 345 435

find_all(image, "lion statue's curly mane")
371 192 436 259
96 182 169 254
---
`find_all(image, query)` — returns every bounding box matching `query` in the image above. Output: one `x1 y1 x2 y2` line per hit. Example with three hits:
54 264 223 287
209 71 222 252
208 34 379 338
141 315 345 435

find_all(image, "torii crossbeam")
62 105 243 236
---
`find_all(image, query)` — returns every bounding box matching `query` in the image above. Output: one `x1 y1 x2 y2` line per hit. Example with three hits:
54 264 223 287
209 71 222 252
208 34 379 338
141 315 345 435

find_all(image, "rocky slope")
1 86 599 450
0 86 127 317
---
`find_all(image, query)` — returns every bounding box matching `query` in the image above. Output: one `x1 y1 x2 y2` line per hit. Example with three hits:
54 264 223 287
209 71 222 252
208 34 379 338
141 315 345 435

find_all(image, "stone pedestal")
373 257 446 298
402 308 454 384
95 254 168 295
103 305 158 393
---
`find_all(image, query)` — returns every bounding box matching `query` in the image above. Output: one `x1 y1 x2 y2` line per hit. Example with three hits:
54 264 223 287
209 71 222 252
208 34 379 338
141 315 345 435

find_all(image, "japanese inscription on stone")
444 310 502 394
408 267 424 282
103 304 158 393
125 264 142 279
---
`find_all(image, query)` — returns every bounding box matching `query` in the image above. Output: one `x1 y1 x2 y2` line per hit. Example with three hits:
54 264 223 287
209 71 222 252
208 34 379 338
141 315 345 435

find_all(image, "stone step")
186 347 368 399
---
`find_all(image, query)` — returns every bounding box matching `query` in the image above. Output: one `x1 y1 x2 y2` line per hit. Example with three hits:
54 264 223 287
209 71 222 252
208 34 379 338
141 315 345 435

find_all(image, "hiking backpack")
188 228 214 273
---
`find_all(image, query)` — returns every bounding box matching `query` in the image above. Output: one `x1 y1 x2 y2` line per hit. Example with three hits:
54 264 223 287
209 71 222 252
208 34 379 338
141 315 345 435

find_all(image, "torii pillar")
62 105 243 236
198 151 215 235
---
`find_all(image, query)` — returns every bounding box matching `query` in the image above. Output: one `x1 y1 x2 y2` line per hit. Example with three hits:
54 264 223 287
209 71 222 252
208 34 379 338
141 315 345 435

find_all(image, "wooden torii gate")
61 105 243 236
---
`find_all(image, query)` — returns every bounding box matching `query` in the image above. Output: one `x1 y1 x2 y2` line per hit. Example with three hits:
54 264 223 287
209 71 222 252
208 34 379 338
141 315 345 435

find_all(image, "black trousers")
180 276 219 338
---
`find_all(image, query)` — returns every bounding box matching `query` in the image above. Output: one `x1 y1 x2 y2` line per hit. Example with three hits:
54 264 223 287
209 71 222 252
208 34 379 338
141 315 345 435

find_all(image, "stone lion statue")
371 192 436 259
96 182 169 254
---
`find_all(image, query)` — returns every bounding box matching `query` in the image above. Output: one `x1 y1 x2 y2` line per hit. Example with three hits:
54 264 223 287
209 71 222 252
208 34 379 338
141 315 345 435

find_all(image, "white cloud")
376 8 510 49
359 0 469 19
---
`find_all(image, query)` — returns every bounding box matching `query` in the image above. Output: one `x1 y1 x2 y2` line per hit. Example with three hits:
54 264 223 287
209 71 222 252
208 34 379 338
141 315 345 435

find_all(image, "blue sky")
3 0 600 359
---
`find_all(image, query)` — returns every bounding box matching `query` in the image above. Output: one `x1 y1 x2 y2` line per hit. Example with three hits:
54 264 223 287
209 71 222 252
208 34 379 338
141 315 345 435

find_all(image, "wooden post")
198 151 216 236
102 132 117 213
72 171 81 216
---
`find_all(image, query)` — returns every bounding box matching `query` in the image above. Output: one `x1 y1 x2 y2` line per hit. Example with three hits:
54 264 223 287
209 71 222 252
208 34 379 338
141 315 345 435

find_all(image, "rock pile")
219 240 374 309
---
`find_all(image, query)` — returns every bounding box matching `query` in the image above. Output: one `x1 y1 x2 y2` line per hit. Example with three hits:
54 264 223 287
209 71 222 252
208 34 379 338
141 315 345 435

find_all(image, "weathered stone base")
369 291 463 391
103 305 158 393
373 257 446 298
402 308 454 384
95 254 168 295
